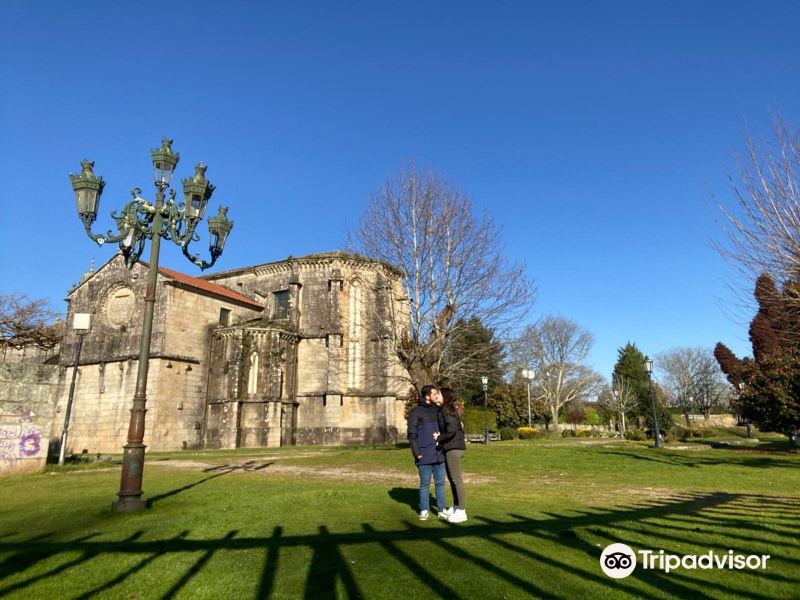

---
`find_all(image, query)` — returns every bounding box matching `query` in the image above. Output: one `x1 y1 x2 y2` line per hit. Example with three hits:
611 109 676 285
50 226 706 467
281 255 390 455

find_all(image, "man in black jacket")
407 385 447 520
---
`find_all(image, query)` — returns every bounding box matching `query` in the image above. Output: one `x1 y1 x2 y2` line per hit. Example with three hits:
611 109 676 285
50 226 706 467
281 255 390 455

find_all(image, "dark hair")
440 387 459 416
420 385 437 400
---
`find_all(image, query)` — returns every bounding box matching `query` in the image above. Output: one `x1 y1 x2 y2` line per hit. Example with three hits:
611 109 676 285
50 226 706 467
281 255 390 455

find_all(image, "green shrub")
584 407 602 426
499 427 518 441
561 429 577 438
462 408 497 434
533 429 557 439
662 427 679 444
676 427 709 440
625 429 646 441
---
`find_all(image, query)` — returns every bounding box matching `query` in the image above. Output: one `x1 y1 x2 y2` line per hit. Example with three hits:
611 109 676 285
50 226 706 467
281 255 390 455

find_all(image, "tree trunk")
683 411 691 427
551 406 559 432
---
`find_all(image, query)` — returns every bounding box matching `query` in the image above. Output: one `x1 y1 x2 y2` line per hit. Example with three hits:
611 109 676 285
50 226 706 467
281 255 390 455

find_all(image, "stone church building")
56 251 409 454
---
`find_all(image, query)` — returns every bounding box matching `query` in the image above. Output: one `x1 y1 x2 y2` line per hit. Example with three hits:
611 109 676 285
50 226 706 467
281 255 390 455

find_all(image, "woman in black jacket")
435 387 467 523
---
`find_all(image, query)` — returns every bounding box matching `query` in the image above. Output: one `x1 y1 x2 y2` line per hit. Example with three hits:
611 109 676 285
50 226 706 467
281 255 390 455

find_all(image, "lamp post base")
112 496 147 513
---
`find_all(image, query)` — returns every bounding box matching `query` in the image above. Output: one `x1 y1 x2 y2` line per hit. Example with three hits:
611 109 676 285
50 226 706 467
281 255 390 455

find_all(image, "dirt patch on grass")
149 458 495 484
614 486 678 500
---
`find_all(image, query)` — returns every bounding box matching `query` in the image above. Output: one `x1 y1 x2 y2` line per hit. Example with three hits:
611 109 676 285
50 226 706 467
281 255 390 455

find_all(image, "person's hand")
416 454 423 460
433 432 440 441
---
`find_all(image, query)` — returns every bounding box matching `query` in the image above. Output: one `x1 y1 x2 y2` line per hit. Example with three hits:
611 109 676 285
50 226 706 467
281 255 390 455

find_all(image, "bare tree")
0 293 62 352
657 347 701 426
602 376 638 434
350 165 535 391
694 351 733 419
658 347 731 424
715 116 800 339
513 315 603 431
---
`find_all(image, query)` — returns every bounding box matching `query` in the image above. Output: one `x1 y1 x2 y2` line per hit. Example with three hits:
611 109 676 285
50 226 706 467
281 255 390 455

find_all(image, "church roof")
157 265 263 309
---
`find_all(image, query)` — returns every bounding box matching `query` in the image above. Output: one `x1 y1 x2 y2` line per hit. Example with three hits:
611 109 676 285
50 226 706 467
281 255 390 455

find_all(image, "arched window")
348 280 362 388
247 352 259 395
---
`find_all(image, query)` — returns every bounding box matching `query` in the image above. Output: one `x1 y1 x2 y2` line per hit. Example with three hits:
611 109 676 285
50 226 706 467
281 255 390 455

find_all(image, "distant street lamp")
70 139 233 512
737 382 753 438
481 374 489 444
521 369 535 427
643 357 663 448
59 313 91 466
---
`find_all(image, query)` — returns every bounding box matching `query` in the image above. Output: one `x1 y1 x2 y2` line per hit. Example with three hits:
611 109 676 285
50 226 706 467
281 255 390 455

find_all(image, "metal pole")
647 373 663 448
483 388 489 444
526 379 532 427
59 333 85 465
112 184 165 512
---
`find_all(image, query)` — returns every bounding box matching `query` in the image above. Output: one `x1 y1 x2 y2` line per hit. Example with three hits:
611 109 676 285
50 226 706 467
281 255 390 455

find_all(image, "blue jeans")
417 462 446 512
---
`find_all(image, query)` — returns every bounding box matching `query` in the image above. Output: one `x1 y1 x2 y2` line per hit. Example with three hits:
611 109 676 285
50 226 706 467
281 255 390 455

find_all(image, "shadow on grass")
0 492 798 599
143 461 275 508
600 448 799 469
388 487 420 512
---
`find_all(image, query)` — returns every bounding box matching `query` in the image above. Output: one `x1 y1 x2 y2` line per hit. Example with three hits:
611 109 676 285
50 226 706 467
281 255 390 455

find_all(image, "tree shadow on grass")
0 492 797 598
145 461 275 507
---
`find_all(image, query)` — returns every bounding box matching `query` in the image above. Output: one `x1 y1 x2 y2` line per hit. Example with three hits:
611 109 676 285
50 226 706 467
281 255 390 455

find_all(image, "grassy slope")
0 440 797 599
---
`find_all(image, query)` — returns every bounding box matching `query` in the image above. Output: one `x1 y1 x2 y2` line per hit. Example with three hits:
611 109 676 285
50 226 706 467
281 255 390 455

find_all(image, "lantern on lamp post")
69 138 234 512
521 369 535 427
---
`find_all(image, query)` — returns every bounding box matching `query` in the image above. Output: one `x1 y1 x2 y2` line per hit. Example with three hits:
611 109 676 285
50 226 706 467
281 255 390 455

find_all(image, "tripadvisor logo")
600 543 770 578
600 543 637 579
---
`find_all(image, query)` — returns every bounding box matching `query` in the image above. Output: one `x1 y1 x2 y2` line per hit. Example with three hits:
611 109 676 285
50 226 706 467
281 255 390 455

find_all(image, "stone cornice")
63 353 201 367
202 251 403 281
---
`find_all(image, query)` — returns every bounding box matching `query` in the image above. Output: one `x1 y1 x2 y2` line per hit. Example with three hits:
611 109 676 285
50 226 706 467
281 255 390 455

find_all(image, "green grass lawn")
0 439 798 599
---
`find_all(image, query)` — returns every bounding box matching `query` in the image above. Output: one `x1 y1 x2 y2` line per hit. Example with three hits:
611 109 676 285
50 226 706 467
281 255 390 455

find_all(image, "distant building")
53 251 409 454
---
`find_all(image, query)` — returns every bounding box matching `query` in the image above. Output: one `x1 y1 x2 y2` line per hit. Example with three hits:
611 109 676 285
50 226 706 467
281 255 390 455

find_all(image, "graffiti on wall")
0 412 43 468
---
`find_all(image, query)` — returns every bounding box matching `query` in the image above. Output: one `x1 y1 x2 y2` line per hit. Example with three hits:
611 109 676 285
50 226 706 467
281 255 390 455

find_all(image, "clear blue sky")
2 1 798 379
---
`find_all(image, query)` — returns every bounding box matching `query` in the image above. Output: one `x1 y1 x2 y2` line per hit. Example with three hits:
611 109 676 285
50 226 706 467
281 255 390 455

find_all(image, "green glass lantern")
151 138 180 186
181 163 215 221
207 206 233 256
69 160 105 220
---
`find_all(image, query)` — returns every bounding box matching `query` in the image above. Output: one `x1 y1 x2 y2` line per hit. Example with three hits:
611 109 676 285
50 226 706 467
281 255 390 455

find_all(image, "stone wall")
686 414 738 428
0 363 63 476
1 343 61 365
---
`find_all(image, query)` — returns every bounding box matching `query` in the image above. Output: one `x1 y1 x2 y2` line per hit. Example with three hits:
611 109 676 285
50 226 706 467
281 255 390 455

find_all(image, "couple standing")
407 385 467 523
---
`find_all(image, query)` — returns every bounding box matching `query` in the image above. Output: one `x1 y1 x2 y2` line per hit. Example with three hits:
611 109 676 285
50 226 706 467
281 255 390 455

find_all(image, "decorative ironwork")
69 141 233 271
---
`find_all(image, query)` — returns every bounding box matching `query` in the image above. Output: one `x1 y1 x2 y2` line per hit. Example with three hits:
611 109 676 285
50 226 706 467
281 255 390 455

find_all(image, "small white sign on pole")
73 313 92 331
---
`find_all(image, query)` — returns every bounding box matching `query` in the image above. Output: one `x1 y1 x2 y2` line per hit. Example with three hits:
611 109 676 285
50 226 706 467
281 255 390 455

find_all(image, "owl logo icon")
600 543 637 578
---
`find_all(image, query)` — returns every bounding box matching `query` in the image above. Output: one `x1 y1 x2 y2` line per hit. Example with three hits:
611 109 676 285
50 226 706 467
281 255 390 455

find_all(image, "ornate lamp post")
481 374 489 444
521 369 535 427
643 357 663 448
69 139 233 512
737 382 753 438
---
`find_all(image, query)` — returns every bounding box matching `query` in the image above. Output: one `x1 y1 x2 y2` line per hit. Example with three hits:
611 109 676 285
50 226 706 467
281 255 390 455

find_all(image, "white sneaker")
440 507 455 518
418 510 430 520
447 509 468 523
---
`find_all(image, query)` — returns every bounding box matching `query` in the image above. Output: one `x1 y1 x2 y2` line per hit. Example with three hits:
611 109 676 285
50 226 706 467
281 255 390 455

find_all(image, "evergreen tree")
612 343 649 402
487 381 544 428
611 342 671 435
441 316 504 405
